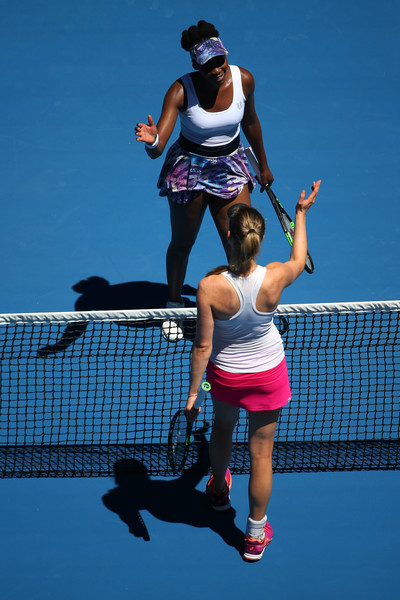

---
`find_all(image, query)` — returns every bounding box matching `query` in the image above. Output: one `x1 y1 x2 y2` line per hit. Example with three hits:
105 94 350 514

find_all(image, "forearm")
290 210 308 266
144 127 169 159
188 344 212 395
284 180 320 280
138 82 182 158
242 120 270 171
145 139 162 159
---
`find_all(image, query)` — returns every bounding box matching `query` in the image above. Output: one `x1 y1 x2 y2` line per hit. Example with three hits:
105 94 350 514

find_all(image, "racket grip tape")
194 381 211 409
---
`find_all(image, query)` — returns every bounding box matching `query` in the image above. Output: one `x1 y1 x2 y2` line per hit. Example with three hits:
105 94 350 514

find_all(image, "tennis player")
135 20 273 314
185 179 321 561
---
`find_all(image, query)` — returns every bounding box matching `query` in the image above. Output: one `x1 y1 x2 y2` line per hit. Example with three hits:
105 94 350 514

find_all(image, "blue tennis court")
1 1 399 598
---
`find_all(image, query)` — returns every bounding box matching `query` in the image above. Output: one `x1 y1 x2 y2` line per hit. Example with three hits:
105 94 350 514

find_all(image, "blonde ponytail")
228 206 265 275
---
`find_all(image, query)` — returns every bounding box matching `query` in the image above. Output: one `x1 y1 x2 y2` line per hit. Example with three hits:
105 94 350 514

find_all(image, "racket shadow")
102 434 244 556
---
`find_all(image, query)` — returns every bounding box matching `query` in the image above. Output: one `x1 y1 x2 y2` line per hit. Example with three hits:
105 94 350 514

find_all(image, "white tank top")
179 65 245 147
210 266 285 373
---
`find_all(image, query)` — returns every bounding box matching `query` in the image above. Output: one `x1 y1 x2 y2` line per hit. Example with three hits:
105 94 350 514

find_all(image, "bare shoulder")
164 79 185 109
199 272 239 318
239 67 255 95
198 274 225 295
198 273 235 307
265 261 285 272
265 261 293 282
258 262 292 303
170 78 185 92
264 261 296 293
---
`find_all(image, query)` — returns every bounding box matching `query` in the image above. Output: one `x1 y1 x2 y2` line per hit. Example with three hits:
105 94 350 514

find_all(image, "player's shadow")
102 433 244 556
37 277 197 357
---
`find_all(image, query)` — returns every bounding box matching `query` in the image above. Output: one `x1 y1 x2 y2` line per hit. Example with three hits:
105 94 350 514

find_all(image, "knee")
213 418 237 437
249 435 275 462
168 237 196 256
250 449 273 464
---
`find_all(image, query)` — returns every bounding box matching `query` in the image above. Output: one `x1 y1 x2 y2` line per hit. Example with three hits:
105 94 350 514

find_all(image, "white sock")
246 515 267 540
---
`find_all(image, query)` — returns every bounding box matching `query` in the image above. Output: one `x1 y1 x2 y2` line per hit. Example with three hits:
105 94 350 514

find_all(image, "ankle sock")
246 515 267 540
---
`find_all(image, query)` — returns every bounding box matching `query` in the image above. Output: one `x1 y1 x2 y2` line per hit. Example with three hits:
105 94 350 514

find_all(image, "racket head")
244 146 315 274
167 409 191 473
304 254 315 274
266 187 314 274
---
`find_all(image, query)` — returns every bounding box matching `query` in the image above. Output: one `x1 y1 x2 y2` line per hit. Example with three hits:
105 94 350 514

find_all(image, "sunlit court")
1 1 399 599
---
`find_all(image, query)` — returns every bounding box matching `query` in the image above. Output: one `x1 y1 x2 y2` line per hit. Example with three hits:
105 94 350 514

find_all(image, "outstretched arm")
268 180 321 288
288 181 321 271
135 80 184 159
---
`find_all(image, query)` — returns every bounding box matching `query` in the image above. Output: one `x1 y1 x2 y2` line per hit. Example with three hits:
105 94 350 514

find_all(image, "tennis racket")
244 146 315 274
167 381 211 474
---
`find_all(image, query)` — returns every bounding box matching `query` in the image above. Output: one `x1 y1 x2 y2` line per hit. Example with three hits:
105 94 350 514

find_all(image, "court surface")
1 1 399 598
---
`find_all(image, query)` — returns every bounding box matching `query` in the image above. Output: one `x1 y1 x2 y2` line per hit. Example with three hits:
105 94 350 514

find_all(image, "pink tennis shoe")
243 522 273 561
206 468 232 511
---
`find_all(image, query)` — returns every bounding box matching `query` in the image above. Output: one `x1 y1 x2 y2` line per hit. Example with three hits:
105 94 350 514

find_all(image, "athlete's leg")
207 184 252 259
209 396 240 493
247 409 280 521
167 193 208 303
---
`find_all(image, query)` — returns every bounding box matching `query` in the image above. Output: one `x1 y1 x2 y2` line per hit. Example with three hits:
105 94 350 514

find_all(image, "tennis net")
0 300 399 477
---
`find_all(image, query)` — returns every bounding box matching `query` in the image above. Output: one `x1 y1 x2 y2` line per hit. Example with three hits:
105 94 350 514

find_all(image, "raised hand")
135 114 158 144
296 180 321 213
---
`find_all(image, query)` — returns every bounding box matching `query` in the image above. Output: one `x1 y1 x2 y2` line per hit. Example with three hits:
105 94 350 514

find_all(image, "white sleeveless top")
210 266 285 373
179 65 245 147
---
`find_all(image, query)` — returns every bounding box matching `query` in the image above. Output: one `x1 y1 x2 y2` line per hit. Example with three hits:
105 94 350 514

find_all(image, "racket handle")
194 381 211 409
244 146 261 179
245 146 272 192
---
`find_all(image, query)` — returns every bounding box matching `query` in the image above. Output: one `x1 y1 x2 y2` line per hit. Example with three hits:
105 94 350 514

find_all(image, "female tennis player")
185 179 321 561
135 20 273 313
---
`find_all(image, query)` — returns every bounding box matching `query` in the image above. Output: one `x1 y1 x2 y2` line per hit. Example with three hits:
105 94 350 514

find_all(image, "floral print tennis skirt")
157 139 257 204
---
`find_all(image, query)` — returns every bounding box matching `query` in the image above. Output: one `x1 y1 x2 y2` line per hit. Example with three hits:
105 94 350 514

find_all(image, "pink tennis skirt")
206 358 291 411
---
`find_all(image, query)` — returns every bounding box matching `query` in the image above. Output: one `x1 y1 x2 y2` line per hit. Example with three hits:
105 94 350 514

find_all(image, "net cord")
0 300 399 325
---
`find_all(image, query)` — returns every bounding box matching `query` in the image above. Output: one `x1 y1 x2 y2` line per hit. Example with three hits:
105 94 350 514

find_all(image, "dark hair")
181 20 219 51
228 205 265 275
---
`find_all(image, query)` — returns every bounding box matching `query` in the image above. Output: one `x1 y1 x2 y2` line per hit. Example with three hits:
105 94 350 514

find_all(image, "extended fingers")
306 180 321 202
311 180 321 193
135 122 145 135
135 121 151 142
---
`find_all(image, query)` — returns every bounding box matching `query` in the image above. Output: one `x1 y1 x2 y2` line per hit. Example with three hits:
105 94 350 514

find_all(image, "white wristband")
145 133 159 149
